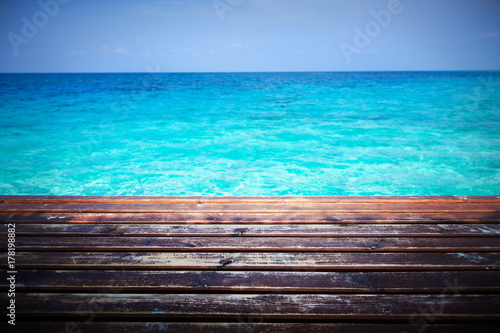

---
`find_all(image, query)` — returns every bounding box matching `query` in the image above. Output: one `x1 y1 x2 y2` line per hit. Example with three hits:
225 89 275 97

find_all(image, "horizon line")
1 69 500 74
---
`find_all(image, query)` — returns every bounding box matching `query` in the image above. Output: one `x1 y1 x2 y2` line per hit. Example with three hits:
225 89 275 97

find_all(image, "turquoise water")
0 72 499 196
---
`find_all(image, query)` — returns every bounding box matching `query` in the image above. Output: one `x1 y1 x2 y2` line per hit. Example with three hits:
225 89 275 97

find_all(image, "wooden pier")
1 196 500 332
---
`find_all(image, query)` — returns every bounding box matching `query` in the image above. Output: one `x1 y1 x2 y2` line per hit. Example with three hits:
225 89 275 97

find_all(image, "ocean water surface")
0 71 499 196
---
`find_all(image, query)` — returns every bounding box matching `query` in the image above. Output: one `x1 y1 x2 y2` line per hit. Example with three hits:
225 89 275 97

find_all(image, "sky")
0 0 500 72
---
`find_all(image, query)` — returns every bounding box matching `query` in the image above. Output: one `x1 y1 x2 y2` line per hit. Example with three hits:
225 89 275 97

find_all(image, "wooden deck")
1 195 500 332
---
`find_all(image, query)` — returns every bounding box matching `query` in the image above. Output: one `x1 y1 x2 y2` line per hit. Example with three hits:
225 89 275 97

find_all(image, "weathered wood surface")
6 223 500 237
12 322 500 333
1 196 499 331
3 252 499 270
1 202 499 213
3 212 500 224
9 293 500 320
5 270 499 293
5 236 500 252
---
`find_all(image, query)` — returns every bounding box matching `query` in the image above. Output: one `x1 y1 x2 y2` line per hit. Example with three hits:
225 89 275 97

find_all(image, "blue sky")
1 0 500 72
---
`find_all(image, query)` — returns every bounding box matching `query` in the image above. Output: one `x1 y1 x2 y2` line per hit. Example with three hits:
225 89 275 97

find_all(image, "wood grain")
8 236 500 252
12 322 500 333
2 195 498 204
1 202 500 213
4 252 499 271
3 212 500 223
9 293 500 320
3 195 499 328
8 223 500 237
5 270 499 293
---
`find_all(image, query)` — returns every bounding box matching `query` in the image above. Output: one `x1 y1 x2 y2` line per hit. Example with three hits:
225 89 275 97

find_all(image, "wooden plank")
8 223 500 237
6 270 500 293
1 202 499 213
10 293 500 320
13 322 500 333
4 252 499 271
9 236 500 252
3 212 500 223
3 196 499 328
463 197 500 203
14 322 500 333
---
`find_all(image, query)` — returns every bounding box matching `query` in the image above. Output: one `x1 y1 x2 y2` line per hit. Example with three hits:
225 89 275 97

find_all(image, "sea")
0 71 499 196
